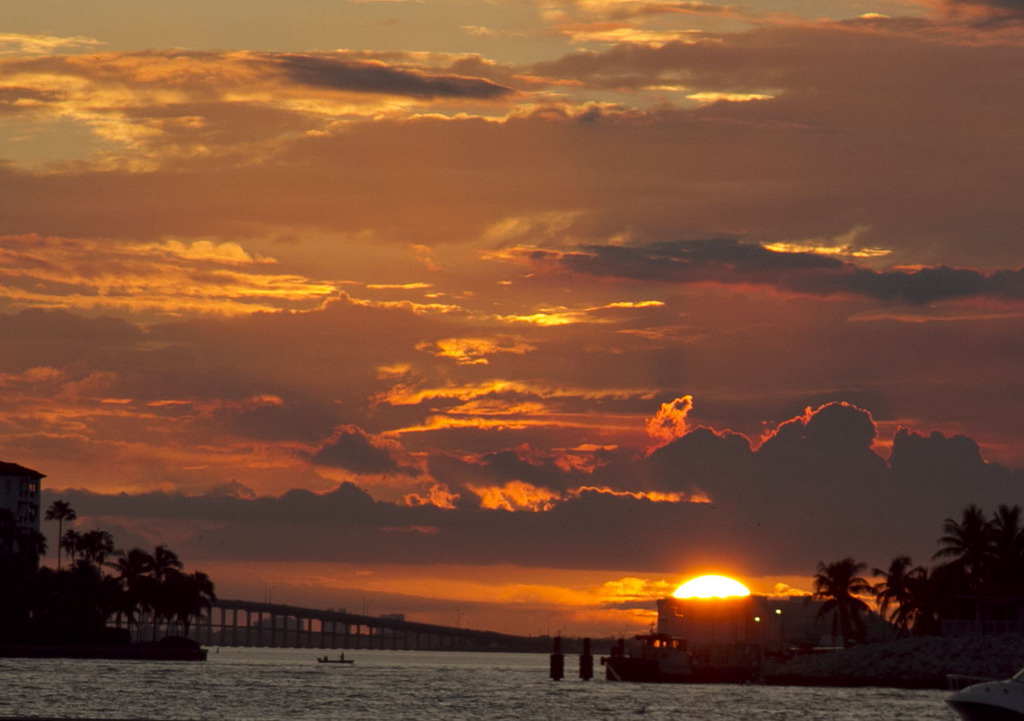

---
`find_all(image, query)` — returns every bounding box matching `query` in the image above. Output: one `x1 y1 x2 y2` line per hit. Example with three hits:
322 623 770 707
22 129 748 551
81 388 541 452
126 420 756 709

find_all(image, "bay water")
0 647 957 720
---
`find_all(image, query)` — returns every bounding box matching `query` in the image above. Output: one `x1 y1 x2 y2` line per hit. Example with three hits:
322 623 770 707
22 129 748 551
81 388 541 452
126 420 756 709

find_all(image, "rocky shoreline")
0 636 208 661
763 633 1024 689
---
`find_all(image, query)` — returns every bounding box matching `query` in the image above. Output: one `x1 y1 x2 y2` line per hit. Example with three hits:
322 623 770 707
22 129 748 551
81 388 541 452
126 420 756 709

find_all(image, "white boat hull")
948 679 1024 721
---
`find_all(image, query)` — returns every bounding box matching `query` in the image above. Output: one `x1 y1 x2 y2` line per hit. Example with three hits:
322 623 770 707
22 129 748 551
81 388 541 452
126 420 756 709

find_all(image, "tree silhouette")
44 500 76 571
812 557 872 646
873 555 922 636
75 530 116 571
1 514 216 647
165 570 217 637
152 545 183 582
147 545 183 638
110 548 156 637
989 504 1024 596
60 529 81 566
933 504 993 592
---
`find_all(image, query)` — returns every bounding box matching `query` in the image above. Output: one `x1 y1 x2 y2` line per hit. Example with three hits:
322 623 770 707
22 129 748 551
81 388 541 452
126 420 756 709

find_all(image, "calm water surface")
0 647 958 720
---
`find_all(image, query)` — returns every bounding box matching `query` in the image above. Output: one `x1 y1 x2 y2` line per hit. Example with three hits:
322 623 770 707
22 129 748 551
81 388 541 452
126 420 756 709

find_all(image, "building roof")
0 461 45 479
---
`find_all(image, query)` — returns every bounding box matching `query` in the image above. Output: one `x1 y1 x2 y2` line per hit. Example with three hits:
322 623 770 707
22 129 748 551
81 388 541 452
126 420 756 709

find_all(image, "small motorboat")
947 667 1024 720
317 653 354 665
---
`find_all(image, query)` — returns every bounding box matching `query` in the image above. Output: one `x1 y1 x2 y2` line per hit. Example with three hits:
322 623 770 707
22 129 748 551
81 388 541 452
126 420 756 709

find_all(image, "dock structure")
179 599 547 652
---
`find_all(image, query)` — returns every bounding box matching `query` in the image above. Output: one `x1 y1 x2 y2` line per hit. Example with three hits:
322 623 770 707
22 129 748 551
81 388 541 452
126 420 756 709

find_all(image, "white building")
0 461 44 551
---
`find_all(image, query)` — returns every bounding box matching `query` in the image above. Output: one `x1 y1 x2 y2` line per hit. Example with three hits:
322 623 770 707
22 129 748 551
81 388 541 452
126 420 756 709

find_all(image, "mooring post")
549 636 564 681
579 637 593 680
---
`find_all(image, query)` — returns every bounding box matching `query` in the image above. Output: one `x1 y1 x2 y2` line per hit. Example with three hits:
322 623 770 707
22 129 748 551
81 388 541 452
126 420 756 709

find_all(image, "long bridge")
183 599 550 653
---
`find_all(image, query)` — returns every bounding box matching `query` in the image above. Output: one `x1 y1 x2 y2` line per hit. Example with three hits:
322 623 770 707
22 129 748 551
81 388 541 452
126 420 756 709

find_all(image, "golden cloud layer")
0 235 337 317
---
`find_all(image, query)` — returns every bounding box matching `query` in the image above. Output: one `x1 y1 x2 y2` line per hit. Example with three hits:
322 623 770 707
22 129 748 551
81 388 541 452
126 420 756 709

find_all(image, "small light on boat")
754 616 761 622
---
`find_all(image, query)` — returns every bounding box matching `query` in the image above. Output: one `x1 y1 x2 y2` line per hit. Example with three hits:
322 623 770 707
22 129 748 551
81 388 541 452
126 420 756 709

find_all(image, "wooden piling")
579 637 593 680
549 636 564 680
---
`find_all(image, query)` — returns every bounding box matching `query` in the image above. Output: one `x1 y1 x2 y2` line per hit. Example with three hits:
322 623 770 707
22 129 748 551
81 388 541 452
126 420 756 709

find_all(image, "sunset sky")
2 0 1022 636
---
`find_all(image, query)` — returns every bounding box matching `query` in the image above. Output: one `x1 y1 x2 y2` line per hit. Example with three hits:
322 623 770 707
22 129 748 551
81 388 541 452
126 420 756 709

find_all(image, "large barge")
601 633 763 683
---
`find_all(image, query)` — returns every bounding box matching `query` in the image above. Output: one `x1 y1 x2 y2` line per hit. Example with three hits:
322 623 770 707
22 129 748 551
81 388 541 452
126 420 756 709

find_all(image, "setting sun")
672 575 751 599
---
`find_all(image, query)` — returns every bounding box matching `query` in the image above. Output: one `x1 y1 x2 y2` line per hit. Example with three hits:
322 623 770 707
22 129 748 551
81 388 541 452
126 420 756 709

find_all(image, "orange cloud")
365 282 434 290
762 226 891 260
562 25 700 46
567 485 706 503
404 483 460 509
686 91 774 103
498 310 583 326
468 480 560 511
501 300 668 326
0 33 104 56
344 295 463 315
416 336 537 365
765 581 813 597
376 379 653 407
645 394 694 447
552 444 619 473
596 576 677 604
140 239 276 265
0 234 336 317
0 48 517 171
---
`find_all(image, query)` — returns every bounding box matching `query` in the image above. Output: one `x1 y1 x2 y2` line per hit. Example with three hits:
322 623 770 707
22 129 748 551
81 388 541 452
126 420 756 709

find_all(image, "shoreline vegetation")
2 500 214 660
805 504 1024 647
763 502 1024 689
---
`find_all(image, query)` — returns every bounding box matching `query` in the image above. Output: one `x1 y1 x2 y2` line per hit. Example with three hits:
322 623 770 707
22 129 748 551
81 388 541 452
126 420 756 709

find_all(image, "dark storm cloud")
270 54 513 99
889 427 991 484
975 0 1024 8
0 308 142 346
946 0 1024 22
546 239 1024 304
53 403 1023 576
220 397 343 444
53 481 707 569
558 238 838 281
0 308 146 373
427 449 592 494
311 427 419 476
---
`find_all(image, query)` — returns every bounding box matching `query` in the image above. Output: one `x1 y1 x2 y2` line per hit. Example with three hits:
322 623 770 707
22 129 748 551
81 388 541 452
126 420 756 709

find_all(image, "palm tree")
812 557 873 646
44 500 76 571
166 570 217 638
933 504 993 592
152 545 183 582
77 530 116 570
149 545 184 639
989 504 1024 595
904 565 949 636
110 548 156 639
873 555 923 636
60 529 82 568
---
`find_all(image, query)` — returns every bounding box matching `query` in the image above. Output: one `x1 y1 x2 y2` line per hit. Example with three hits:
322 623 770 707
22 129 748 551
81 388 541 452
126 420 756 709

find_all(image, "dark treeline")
811 503 1024 647
0 500 215 647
